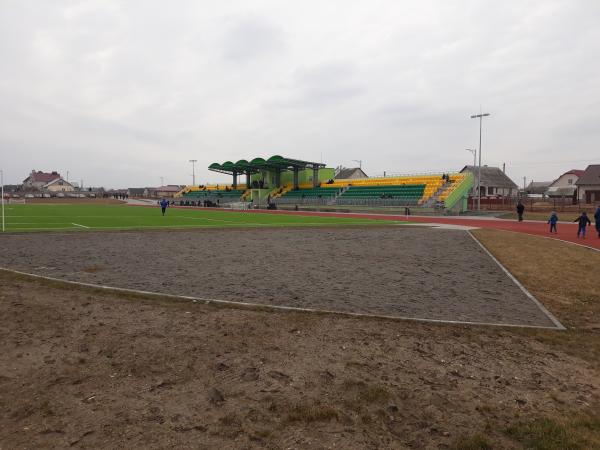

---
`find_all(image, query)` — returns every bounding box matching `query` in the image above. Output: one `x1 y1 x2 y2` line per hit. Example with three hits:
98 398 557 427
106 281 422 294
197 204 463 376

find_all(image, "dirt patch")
472 228 600 329
0 271 598 449
0 227 557 327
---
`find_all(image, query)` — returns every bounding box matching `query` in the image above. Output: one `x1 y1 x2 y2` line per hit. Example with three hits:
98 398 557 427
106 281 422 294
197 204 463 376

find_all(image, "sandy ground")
0 227 557 327
0 272 597 449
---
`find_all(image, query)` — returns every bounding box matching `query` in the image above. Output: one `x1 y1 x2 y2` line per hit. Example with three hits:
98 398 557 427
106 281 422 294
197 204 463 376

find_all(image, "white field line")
0 267 565 331
467 231 565 330
496 229 600 253
71 223 90 229
4 226 81 231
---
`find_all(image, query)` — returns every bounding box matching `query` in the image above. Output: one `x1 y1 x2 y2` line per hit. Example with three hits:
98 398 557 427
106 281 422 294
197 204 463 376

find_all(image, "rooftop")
576 165 600 185
460 165 518 189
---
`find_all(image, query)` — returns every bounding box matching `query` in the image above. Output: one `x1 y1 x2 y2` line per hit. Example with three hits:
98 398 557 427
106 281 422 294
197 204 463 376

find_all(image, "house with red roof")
22 170 61 189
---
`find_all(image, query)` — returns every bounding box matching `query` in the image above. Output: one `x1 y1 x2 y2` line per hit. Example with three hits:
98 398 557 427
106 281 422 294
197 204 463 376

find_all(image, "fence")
467 196 586 212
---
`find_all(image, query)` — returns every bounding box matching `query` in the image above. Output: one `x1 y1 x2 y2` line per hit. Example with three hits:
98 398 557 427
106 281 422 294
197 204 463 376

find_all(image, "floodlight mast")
470 112 490 211
465 149 477 196
189 160 197 186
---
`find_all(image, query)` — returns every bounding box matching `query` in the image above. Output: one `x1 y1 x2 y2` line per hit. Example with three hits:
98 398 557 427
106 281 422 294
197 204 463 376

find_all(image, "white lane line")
0 267 564 331
496 229 600 253
72 223 90 229
468 231 565 330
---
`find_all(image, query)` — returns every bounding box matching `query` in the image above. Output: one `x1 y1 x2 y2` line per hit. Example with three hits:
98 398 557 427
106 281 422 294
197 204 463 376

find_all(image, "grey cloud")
268 62 365 110
221 16 285 63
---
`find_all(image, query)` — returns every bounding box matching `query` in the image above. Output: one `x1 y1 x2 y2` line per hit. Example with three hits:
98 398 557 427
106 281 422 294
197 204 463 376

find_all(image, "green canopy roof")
208 155 325 174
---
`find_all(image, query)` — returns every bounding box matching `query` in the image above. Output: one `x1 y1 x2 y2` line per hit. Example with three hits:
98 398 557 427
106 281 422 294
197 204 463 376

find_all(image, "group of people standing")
517 201 600 239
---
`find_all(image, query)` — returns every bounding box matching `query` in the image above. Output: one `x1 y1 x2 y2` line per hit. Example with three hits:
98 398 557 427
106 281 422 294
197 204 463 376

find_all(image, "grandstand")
180 188 245 204
174 155 474 213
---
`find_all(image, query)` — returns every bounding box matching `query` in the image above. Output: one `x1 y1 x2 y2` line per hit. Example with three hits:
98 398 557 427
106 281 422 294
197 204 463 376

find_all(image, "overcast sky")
1 0 599 188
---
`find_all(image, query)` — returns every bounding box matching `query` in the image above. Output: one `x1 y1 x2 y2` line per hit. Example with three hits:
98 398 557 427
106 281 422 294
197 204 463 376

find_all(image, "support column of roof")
293 167 299 190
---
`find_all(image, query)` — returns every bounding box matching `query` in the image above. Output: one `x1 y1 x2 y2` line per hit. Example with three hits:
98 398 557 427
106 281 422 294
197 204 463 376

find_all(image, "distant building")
43 178 76 193
525 181 552 196
546 169 585 200
335 167 368 180
22 170 61 189
147 185 182 198
576 165 600 204
460 165 518 197
127 188 147 197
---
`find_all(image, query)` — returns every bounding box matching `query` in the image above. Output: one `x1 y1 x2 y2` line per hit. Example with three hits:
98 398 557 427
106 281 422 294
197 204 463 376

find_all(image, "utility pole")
465 149 477 196
1 169 5 232
160 177 164 186
189 160 197 186
352 160 363 169
470 111 491 211
66 171 69 182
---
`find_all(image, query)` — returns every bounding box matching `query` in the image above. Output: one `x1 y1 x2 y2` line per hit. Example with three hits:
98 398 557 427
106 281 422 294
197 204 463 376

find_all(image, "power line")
502 158 600 168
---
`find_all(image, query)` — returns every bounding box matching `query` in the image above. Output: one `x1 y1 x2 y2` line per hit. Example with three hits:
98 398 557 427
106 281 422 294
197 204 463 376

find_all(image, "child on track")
574 211 591 239
547 211 558 234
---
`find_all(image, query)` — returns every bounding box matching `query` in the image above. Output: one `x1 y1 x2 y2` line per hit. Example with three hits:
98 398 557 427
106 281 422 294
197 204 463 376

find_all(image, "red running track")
233 208 600 251
131 204 600 251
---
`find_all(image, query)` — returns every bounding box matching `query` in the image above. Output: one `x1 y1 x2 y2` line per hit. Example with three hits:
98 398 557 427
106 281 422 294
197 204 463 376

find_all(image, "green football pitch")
1 204 405 232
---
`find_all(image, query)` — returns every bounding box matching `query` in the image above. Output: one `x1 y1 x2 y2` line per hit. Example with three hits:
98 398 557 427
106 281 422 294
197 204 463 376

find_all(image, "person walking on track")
574 211 591 239
516 201 525 222
595 206 600 238
160 198 169 216
548 211 558 234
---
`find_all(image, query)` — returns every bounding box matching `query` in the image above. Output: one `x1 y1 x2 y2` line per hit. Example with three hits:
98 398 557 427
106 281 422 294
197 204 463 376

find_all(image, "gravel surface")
0 227 557 327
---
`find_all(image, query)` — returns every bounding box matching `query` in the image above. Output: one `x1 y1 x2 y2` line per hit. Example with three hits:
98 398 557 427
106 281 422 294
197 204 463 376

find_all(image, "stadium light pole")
470 112 491 211
189 160 197 186
465 149 477 196
1 169 5 232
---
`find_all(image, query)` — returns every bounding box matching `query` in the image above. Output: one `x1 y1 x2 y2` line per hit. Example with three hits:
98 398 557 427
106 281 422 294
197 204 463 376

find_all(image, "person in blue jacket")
547 211 558 234
595 206 600 238
574 211 591 239
160 198 169 216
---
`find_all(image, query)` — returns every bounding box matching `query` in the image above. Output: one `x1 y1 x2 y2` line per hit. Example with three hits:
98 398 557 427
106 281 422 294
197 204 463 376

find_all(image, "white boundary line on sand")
71 223 90 229
0 266 564 331
468 231 565 330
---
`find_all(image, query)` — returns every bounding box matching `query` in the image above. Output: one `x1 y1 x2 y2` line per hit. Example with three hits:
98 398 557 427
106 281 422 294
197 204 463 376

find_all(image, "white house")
43 178 76 193
546 169 585 200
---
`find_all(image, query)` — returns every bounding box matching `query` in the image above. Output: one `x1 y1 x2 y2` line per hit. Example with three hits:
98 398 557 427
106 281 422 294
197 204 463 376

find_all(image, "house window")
488 187 494 195
568 179 573 185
